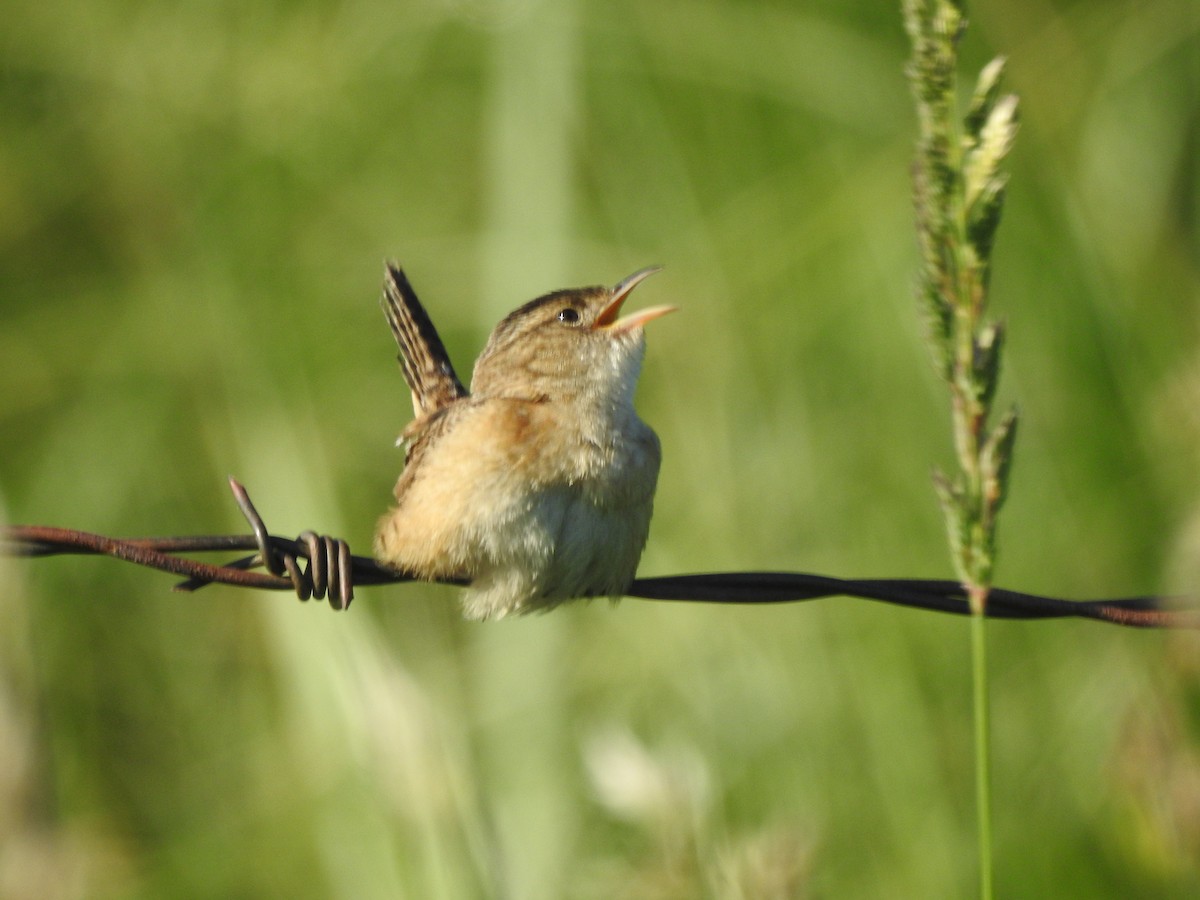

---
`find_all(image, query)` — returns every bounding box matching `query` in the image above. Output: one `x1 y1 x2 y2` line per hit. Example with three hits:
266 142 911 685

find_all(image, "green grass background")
2 0 1198 896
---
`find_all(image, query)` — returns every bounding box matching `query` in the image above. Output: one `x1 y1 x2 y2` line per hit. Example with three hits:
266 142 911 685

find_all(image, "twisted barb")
173 480 357 609
2 478 1198 628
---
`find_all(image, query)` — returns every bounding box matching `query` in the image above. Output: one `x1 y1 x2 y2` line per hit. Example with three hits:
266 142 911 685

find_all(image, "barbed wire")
2 477 1196 628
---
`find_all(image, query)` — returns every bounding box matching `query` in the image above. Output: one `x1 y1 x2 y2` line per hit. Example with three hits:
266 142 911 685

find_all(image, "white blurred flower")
583 726 710 828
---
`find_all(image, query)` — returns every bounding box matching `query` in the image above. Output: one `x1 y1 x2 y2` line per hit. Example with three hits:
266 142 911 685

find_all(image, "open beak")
593 266 677 332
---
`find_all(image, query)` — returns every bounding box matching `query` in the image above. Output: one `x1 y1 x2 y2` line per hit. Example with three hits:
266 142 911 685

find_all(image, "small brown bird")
373 264 676 620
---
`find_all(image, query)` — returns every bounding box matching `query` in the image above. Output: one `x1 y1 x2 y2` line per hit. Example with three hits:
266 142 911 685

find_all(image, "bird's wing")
382 263 469 416
391 403 459 502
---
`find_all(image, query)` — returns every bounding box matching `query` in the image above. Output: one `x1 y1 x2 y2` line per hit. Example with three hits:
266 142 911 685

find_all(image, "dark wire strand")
2 477 1196 628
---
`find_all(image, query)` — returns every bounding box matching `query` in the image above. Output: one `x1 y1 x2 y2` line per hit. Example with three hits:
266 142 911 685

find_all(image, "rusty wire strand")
2 477 1197 628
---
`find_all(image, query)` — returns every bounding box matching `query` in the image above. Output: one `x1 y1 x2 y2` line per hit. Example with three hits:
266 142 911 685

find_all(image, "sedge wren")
373 264 676 620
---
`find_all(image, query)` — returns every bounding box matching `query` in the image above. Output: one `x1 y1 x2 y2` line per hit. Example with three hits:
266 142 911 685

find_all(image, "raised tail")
382 263 468 415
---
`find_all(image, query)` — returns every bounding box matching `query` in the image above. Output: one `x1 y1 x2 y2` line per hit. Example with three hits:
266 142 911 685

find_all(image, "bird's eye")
557 308 580 324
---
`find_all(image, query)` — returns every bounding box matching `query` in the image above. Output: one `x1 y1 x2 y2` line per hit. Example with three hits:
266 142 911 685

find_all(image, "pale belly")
461 431 660 619
375 398 662 620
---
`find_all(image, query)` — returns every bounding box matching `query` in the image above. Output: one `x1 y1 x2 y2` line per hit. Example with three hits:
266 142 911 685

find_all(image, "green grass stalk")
902 2 1020 896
